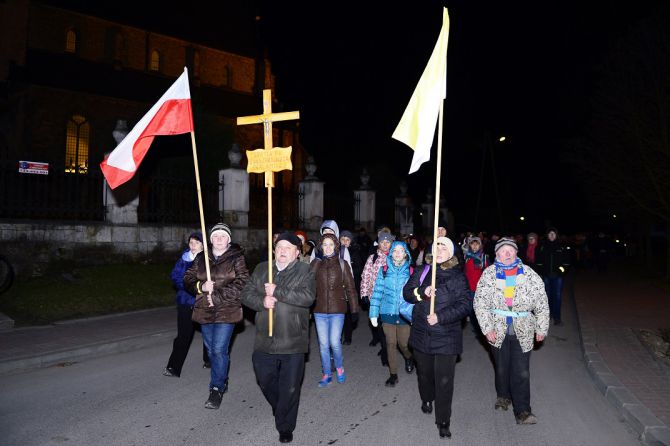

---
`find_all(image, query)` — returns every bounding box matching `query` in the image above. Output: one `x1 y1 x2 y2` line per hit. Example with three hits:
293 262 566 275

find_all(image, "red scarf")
526 243 537 263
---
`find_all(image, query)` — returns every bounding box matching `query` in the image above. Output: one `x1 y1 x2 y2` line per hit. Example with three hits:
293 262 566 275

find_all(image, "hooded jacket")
369 241 412 325
311 254 359 314
171 249 197 306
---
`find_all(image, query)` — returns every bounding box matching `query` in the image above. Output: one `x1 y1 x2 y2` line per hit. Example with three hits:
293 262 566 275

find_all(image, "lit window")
150 50 160 71
65 115 89 174
65 29 77 53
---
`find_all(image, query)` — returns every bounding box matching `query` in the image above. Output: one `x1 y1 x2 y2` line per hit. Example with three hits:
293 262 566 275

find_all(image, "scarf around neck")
495 258 524 324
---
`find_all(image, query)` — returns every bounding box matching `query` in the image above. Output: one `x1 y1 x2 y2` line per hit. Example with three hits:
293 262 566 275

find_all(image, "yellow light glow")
499 136 506 142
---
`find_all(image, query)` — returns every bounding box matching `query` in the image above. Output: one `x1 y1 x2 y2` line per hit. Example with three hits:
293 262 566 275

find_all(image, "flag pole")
190 129 213 307
267 178 274 337
430 100 445 315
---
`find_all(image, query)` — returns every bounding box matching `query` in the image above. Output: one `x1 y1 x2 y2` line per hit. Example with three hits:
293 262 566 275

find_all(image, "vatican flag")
392 8 449 174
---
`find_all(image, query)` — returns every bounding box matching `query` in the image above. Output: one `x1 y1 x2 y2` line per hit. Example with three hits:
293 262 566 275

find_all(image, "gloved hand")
351 312 359 325
360 296 370 309
370 317 378 327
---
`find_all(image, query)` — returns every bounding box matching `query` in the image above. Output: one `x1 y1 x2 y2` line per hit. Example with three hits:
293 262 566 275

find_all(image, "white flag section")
392 8 450 174
100 68 193 189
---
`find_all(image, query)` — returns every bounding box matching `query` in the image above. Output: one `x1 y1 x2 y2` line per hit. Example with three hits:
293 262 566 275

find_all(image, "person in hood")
369 240 415 387
184 223 250 410
163 231 210 378
310 220 352 268
403 237 470 439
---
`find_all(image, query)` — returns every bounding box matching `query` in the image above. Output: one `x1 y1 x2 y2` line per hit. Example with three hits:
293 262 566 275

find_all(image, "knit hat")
527 232 538 240
547 227 558 236
294 230 307 242
495 237 518 253
188 231 203 243
468 236 482 244
340 230 354 240
209 223 231 241
275 232 302 248
377 231 395 244
434 236 454 260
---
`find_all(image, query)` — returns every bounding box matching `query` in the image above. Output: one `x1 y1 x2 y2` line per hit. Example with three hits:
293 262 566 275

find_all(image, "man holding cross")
240 232 316 444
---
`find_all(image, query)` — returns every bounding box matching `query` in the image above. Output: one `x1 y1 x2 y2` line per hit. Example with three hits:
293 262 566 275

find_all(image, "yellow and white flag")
392 8 449 174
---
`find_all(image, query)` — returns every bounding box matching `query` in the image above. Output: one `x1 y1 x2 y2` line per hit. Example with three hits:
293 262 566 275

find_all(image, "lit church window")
65 115 89 174
65 29 77 53
150 50 160 71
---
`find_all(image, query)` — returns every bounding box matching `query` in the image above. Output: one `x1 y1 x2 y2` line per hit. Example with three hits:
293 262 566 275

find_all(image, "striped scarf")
495 258 524 325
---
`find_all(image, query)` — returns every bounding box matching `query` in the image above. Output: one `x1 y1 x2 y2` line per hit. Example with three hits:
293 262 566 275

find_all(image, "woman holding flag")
403 236 470 439
184 223 249 410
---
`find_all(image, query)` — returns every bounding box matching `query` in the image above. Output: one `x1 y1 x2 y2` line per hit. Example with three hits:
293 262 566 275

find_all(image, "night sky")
42 0 668 234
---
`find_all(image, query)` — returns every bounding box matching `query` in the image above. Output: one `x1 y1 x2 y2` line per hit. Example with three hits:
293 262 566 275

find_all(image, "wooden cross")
237 89 300 187
237 89 300 337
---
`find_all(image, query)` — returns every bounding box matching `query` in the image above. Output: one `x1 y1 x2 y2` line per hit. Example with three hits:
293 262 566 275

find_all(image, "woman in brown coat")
184 222 249 410
310 233 359 387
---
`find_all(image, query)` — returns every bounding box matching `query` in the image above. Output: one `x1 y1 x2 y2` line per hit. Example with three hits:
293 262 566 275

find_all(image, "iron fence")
0 160 104 220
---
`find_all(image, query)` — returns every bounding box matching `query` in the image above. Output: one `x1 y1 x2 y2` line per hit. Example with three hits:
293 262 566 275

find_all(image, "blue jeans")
544 276 564 322
201 323 235 389
314 313 345 375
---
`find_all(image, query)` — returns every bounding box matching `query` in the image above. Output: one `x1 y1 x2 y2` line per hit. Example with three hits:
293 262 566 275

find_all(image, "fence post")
353 167 375 234
298 156 324 231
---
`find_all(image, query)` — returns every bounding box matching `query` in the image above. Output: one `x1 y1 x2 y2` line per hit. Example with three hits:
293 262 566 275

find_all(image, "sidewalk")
0 307 175 375
573 266 670 445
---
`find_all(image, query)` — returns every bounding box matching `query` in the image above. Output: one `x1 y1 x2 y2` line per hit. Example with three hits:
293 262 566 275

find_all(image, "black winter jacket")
240 259 316 354
402 257 471 355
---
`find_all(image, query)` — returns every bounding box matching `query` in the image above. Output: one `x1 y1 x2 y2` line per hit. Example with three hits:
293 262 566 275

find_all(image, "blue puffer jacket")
370 241 412 325
171 249 196 306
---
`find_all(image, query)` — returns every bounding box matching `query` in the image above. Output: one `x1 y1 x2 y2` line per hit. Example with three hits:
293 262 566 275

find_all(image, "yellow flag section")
392 8 449 174
246 147 293 174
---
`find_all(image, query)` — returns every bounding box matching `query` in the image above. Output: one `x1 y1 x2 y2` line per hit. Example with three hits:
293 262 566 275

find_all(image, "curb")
0 329 173 376
573 283 670 445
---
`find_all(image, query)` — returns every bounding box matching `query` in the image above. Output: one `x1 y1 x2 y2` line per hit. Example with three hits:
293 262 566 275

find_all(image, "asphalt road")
1 303 641 446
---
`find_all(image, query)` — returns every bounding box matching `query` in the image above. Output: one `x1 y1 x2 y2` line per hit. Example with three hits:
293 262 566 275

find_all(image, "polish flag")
100 69 194 189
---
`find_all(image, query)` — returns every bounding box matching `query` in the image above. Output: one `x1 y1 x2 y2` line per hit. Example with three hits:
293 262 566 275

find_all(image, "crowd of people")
161 219 598 442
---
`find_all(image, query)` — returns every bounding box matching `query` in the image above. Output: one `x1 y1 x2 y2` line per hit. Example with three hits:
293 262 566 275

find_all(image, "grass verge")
0 263 175 326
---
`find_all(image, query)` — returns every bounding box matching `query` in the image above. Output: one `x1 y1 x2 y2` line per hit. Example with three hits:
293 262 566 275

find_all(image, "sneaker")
318 374 332 388
516 411 538 424
162 367 179 377
385 374 398 387
278 431 293 443
336 367 346 384
405 358 415 374
204 387 224 409
494 397 511 411
421 401 433 414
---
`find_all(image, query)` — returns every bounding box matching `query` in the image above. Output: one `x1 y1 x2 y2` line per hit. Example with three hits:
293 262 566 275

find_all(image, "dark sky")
42 0 666 234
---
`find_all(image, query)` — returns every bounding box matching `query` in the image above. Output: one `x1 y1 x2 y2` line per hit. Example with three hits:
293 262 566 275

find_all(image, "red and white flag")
100 68 194 189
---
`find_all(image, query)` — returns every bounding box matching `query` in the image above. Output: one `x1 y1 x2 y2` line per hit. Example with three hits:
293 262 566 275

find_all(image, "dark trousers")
544 276 564 322
342 305 356 343
414 350 457 425
166 304 209 375
252 351 305 434
491 334 532 416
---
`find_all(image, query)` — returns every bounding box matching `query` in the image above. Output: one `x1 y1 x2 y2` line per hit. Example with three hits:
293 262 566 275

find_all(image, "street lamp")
499 136 506 142
519 216 525 221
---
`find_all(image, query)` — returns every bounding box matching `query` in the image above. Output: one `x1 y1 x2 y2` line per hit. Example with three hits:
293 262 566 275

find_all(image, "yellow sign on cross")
237 89 300 187
246 147 293 173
